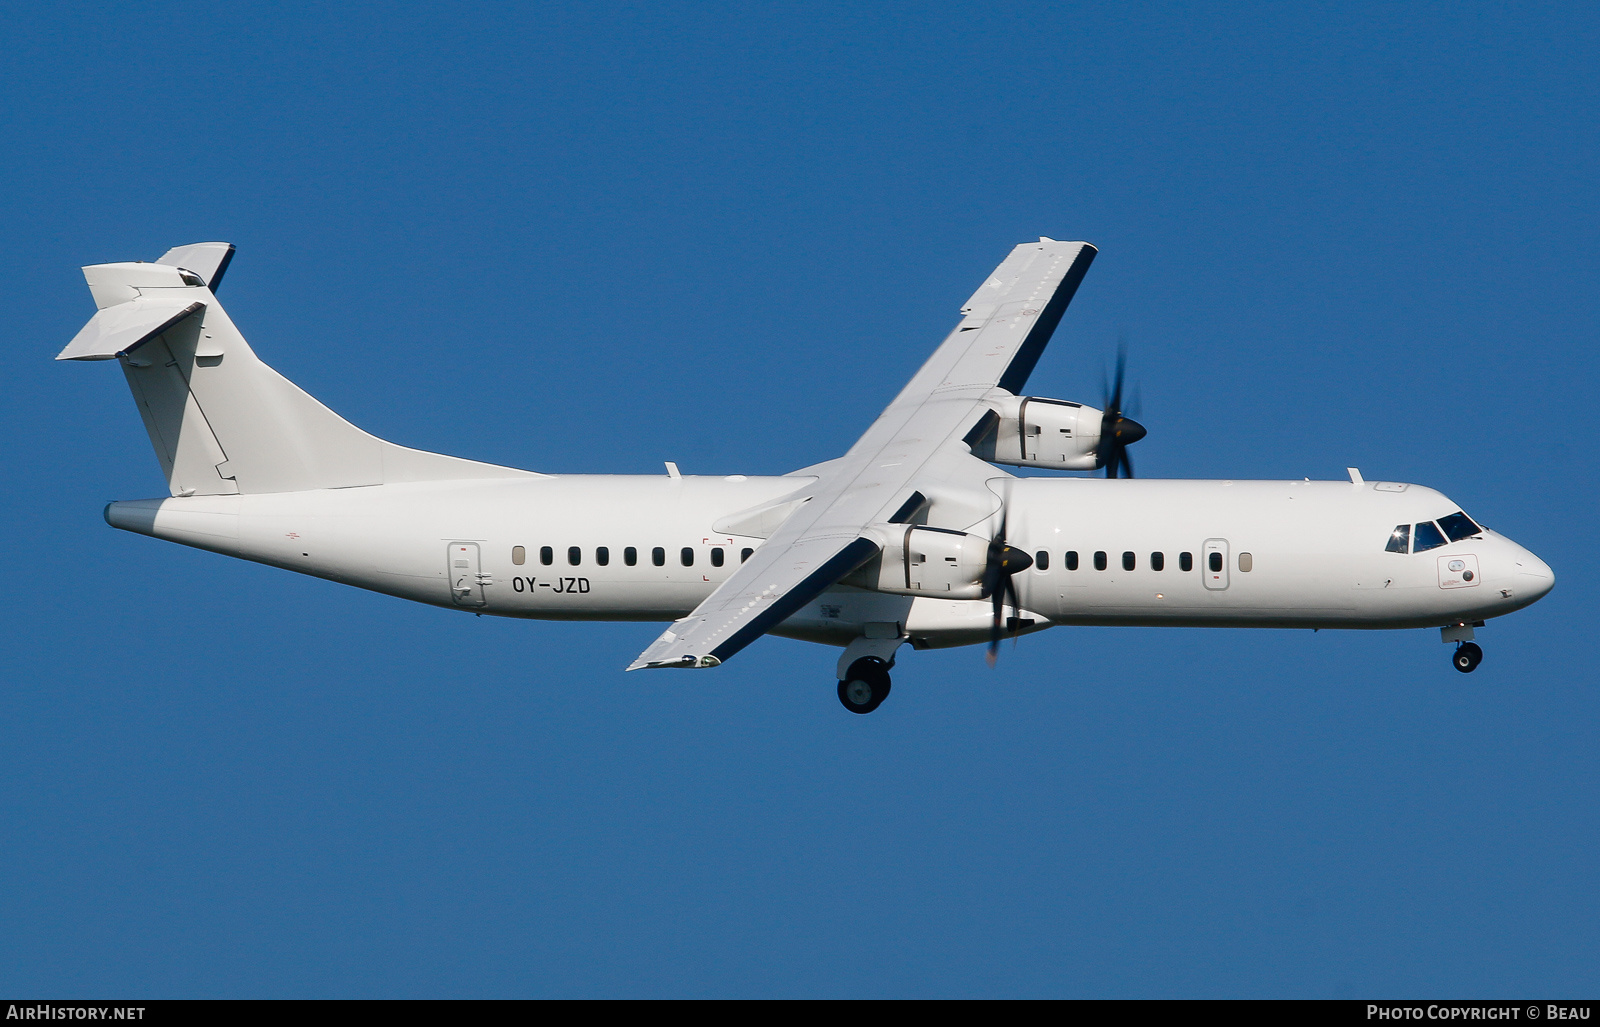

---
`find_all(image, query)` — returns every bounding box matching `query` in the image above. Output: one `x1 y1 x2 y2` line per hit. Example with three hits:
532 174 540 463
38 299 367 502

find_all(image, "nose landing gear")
1442 623 1483 673
838 656 892 714
1453 641 1483 673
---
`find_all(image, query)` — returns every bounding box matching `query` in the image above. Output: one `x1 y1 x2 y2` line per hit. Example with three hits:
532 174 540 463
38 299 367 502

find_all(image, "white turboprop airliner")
60 238 1554 713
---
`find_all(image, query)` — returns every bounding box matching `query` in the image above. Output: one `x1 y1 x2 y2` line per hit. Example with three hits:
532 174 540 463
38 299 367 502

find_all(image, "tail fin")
155 242 235 292
58 243 540 496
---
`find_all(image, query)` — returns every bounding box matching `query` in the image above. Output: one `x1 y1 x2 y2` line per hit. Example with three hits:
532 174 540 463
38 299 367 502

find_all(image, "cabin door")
448 542 487 607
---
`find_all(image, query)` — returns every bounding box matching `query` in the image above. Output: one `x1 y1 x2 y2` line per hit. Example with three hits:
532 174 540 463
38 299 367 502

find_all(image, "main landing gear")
838 656 892 714
1453 641 1483 674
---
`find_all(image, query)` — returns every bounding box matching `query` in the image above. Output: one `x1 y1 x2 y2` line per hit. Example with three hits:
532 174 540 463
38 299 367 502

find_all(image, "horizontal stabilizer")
57 297 205 361
155 242 235 291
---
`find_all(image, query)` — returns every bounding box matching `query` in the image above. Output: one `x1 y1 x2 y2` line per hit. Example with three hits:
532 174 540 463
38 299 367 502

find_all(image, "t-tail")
58 242 539 497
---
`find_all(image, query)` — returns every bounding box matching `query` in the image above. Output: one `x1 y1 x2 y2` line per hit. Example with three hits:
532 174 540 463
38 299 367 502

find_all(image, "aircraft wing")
627 237 1096 670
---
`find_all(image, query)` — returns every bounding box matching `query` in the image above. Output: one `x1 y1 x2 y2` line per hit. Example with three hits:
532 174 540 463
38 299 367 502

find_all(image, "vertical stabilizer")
155 242 235 292
59 244 542 495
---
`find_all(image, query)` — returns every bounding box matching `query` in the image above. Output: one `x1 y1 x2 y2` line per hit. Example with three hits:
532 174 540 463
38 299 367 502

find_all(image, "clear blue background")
2 1 1594 998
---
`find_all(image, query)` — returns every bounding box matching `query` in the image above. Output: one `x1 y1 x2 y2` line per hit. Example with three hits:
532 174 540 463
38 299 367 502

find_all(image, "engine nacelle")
852 524 989 599
972 395 1102 470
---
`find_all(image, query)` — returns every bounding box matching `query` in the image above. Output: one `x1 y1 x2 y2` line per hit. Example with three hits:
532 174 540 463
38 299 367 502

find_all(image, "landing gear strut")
838 656 892 714
1453 641 1483 674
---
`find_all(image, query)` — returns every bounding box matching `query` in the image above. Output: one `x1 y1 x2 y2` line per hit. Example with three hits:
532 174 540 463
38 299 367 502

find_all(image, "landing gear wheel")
838 657 892 714
1453 641 1483 674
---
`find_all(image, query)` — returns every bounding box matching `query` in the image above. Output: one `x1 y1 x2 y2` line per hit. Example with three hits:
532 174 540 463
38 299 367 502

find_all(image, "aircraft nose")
1512 547 1555 603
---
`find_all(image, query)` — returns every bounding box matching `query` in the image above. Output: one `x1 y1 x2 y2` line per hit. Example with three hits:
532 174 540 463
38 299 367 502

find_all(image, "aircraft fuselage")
105 473 1553 653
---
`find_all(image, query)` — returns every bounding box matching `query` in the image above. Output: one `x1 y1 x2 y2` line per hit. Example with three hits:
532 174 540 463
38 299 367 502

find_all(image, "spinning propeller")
983 507 1033 667
983 345 1149 665
1095 346 1146 478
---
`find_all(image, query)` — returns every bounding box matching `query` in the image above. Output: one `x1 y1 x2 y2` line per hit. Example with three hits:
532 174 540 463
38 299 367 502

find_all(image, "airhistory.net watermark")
5 1007 145 1021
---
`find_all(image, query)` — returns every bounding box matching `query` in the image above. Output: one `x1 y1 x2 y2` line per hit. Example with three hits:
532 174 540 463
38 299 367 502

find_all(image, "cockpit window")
1437 511 1482 542
1413 520 1447 553
1385 524 1410 554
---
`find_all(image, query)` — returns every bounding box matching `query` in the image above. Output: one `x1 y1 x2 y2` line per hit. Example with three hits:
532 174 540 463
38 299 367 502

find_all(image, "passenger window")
1151 552 1164 571
568 546 582 566
1179 552 1193 572
681 547 695 567
1413 521 1447 552
1385 525 1410 554
651 547 665 567
711 547 724 567
512 546 526 566
596 547 610 567
1122 551 1136 571
1208 552 1223 573
1035 550 1050 571
540 546 554 566
1238 552 1253 572
1065 551 1079 571
624 547 638 566
1438 511 1482 542
741 548 753 562
1094 551 1107 571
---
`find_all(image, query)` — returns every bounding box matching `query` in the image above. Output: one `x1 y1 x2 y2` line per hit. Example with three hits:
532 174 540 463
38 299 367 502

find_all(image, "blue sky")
3 2 1596 997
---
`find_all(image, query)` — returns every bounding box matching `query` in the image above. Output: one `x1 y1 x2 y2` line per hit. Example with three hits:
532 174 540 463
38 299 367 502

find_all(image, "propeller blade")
987 505 1010 666
1096 341 1145 478
987 587 1003 666
981 509 1008 599
982 555 1003 600
1109 345 1126 413
986 555 1034 664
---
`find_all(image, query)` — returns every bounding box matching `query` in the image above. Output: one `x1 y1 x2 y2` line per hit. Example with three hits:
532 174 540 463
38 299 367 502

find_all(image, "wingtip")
1036 236 1097 255
626 654 719 671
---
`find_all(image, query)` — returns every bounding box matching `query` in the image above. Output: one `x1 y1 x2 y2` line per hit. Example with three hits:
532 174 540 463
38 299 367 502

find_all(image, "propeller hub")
1114 416 1147 445
996 544 1033 575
